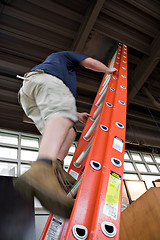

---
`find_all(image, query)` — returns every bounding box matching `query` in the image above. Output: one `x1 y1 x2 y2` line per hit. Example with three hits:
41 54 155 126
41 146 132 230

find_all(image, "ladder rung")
83 115 100 140
74 138 93 166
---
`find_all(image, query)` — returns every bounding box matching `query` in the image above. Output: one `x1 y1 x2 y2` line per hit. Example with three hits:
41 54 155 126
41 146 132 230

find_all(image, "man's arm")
80 57 117 74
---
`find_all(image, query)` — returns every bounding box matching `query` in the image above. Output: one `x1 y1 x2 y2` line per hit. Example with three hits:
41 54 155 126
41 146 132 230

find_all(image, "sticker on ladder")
69 169 79 180
112 136 123 153
44 215 64 240
103 171 121 220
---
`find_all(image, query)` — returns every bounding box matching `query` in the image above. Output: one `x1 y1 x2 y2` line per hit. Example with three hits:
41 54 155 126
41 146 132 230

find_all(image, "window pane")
64 155 73 169
21 136 39 148
148 164 159 173
125 180 147 201
21 164 31 175
0 146 17 159
141 175 160 189
154 156 160 163
136 163 148 172
143 154 153 162
21 149 38 161
124 152 130 160
124 162 135 171
123 173 139 180
131 153 142 161
0 132 18 145
34 197 48 210
68 144 76 154
0 162 17 176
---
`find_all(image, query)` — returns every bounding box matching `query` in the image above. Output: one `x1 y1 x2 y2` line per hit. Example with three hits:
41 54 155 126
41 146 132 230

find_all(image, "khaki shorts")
19 71 78 134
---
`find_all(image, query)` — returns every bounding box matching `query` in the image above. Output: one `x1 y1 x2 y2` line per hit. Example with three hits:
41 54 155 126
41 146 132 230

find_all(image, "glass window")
0 146 17 159
131 153 142 161
124 152 130 160
154 156 160 163
64 155 73 168
124 180 147 201
21 164 31 175
0 162 17 176
143 154 153 162
21 149 38 161
124 162 135 171
123 173 139 180
135 163 148 172
148 164 159 173
34 197 43 209
21 136 39 148
141 175 160 189
68 144 76 154
0 132 18 145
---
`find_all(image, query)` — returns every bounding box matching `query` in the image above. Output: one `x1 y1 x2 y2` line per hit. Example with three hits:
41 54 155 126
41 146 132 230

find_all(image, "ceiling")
0 0 160 153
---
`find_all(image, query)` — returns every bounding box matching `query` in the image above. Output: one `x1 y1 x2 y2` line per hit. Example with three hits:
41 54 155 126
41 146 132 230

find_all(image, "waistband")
24 70 44 78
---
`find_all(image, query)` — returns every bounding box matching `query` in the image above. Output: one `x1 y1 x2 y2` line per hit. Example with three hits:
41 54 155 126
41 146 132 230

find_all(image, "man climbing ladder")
13 50 117 218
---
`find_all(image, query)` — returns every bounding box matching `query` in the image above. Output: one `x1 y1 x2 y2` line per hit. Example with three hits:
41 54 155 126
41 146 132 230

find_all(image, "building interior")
0 0 160 239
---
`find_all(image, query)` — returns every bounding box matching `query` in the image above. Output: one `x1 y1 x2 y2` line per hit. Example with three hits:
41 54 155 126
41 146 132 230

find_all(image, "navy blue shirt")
31 51 88 97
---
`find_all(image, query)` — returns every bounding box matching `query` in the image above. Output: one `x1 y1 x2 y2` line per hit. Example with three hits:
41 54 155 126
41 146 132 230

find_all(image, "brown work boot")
56 159 76 193
13 161 74 218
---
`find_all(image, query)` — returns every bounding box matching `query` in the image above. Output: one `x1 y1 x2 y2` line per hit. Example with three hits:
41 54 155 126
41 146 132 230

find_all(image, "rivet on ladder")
122 67 126 70
112 76 117 80
83 136 90 141
101 222 117 238
118 100 125 105
72 224 88 240
90 160 101 170
73 162 81 168
100 125 108 131
116 122 124 129
123 60 126 63
111 157 122 167
116 62 119 64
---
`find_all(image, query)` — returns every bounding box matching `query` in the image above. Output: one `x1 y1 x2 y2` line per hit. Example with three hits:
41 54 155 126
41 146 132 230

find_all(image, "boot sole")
13 175 74 219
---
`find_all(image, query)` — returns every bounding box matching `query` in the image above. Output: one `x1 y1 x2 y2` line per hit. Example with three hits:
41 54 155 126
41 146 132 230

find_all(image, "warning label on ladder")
44 215 64 240
112 136 123 153
103 171 121 220
69 169 79 180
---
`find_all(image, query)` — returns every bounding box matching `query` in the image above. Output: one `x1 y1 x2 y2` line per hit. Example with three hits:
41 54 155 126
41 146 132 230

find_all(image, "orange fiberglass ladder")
40 43 127 240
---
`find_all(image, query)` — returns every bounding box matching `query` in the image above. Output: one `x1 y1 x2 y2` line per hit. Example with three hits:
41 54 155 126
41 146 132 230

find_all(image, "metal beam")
71 0 105 52
123 0 160 20
130 96 160 112
128 33 160 104
94 20 150 55
102 1 158 38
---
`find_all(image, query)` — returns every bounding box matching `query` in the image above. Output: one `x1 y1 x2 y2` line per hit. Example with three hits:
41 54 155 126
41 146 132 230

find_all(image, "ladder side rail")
89 44 128 239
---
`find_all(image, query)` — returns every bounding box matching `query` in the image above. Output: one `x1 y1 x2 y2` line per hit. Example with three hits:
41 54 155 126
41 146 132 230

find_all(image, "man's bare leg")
13 115 75 218
38 115 74 161
57 127 76 162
